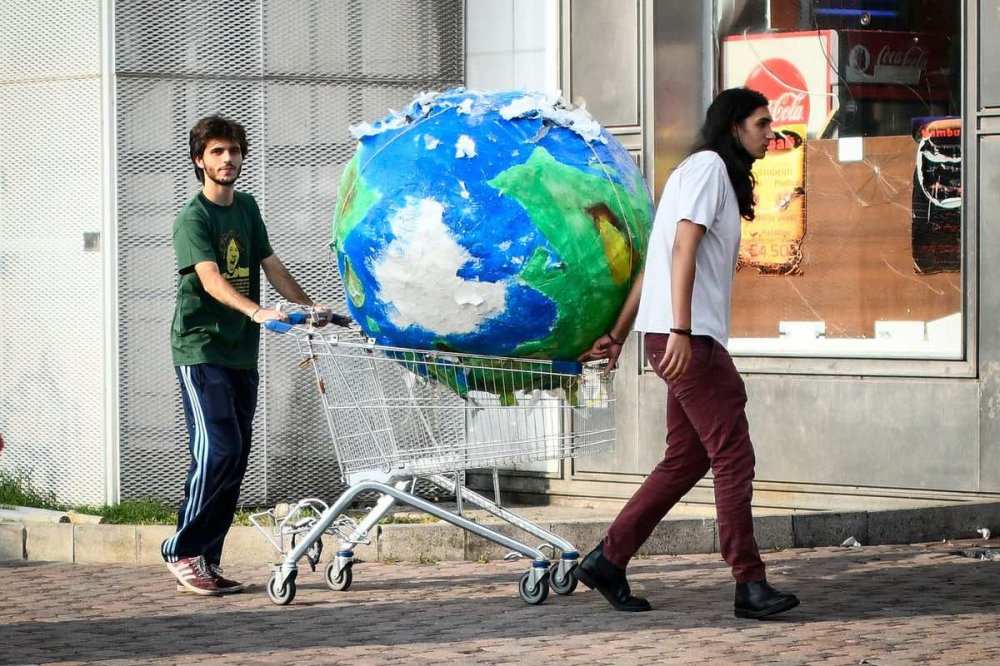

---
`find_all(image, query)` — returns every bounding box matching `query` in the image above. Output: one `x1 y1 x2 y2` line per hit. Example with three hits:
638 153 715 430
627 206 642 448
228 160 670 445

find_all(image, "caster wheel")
549 561 578 596
267 571 297 605
325 561 353 591
518 570 549 605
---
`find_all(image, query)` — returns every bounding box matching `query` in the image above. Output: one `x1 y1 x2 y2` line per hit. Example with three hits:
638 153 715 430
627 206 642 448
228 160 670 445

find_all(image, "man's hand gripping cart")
255 306 617 606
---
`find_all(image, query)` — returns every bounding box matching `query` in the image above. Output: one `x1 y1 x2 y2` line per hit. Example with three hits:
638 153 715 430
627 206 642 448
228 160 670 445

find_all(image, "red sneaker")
167 556 221 596
208 563 246 594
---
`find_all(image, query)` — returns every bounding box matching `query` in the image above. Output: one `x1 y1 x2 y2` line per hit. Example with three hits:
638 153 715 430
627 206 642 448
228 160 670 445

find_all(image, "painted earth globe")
331 88 652 362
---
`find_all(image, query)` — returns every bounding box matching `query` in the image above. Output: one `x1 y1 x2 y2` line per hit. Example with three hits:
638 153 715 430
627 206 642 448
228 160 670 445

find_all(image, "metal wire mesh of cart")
289 330 616 483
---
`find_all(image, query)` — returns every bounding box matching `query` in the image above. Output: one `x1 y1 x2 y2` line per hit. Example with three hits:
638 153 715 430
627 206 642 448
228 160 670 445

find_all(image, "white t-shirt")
634 150 741 347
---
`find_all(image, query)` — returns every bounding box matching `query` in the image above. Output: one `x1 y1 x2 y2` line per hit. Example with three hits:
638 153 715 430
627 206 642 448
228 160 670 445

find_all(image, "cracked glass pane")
719 0 962 359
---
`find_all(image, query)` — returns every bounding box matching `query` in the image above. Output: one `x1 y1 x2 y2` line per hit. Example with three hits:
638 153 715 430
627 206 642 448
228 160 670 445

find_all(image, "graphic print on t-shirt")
220 231 250 294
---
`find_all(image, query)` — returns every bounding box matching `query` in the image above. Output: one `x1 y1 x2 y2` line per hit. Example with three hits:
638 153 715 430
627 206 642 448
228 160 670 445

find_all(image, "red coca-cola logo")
744 58 810 127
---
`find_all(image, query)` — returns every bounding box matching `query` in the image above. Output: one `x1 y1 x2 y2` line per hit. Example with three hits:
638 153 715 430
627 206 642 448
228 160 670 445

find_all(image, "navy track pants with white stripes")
162 364 259 565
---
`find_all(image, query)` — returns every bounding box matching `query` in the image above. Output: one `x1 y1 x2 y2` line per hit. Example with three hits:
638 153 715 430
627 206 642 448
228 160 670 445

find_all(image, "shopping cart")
253 306 616 606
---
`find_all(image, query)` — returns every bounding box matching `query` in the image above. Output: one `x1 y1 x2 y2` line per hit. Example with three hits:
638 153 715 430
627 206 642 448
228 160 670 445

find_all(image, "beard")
205 165 241 186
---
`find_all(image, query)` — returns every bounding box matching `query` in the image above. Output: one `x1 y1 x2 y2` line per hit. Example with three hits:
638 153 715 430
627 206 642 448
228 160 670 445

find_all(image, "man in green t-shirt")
163 115 330 596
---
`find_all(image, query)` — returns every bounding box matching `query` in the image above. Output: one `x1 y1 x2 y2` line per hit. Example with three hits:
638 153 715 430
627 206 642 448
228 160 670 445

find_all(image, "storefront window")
720 0 963 358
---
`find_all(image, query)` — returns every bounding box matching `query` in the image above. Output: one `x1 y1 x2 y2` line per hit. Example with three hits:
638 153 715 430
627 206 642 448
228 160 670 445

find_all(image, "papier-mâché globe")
332 88 652 361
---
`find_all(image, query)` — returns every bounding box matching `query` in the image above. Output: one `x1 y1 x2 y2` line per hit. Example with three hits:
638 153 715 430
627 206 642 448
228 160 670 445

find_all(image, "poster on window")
722 31 838 139
911 117 961 274
738 125 807 275
724 32 835 275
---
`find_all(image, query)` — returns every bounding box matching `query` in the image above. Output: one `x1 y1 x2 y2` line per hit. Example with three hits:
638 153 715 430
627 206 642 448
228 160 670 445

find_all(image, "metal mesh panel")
115 0 464 507
115 1 262 77
0 1 106 504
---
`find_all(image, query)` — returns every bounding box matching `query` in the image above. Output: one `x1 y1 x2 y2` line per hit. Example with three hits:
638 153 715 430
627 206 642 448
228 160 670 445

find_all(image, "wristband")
607 332 626 345
249 307 262 322
669 327 692 336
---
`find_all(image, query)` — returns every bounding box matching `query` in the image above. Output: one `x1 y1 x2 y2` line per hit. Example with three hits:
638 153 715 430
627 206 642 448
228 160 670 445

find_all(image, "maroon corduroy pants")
603 333 766 584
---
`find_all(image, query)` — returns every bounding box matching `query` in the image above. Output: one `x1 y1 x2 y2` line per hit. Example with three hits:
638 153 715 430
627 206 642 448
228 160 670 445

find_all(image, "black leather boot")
734 580 799 619
573 542 652 612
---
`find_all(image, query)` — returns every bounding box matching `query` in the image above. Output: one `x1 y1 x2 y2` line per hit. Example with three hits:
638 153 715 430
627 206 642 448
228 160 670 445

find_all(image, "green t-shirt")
171 191 274 369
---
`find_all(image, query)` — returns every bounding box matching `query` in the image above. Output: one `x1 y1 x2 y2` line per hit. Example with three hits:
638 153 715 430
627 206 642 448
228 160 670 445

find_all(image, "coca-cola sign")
848 43 928 81
744 58 810 127
842 30 949 96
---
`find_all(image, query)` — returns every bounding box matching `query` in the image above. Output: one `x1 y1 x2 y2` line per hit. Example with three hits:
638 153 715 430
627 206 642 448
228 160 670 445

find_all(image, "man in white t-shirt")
574 88 800 620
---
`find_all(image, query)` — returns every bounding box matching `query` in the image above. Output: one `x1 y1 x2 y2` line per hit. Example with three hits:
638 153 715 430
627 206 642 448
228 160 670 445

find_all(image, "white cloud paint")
455 135 477 158
353 88 606 145
371 198 506 335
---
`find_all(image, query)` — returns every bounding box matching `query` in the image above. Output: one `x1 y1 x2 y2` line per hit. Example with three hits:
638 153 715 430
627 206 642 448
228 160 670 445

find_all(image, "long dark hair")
692 87 769 221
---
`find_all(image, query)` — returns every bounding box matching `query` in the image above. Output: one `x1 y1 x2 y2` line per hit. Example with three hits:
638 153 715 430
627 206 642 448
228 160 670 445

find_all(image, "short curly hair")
188 115 248 183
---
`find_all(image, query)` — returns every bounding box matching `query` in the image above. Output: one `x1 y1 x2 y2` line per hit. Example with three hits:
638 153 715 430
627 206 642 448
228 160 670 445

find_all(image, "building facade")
1 0 997 511
475 0 1000 511
0 0 464 505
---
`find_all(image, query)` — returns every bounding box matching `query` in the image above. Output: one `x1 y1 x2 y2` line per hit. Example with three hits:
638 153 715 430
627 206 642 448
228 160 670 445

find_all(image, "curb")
2 501 999 566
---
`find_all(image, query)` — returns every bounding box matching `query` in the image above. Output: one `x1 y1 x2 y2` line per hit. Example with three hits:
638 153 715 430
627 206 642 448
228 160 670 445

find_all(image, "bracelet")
669 327 693 336
607 332 626 345
249 307 262 322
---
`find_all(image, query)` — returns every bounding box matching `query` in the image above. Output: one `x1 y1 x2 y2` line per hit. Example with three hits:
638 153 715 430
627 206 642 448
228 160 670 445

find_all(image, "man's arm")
261 253 340 326
578 269 644 369
193 260 286 324
658 220 705 381
261 253 312 305
609 269 643 344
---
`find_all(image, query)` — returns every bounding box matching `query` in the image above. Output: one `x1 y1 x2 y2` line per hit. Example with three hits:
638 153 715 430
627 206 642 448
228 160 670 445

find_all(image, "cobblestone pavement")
1 540 998 665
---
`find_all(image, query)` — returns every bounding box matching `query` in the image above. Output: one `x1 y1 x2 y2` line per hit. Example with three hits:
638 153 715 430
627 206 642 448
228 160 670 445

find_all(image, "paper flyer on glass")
722 31 838 276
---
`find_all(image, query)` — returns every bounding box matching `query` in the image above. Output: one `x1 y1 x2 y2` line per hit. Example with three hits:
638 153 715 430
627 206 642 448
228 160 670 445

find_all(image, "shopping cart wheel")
518 571 550 605
548 562 578 596
267 571 297 606
324 561 353 591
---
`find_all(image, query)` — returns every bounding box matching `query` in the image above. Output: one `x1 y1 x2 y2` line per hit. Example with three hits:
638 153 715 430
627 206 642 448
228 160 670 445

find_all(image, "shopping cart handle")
264 311 354 333
264 312 308 334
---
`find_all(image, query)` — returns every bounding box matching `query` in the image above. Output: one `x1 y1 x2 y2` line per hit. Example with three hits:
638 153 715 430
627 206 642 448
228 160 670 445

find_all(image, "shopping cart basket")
254 308 616 606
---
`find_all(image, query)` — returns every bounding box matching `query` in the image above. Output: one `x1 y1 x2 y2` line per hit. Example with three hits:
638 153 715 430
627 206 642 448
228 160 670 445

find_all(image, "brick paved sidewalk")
1 540 998 665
